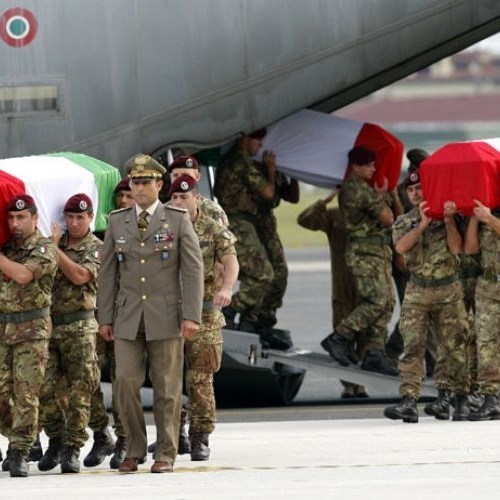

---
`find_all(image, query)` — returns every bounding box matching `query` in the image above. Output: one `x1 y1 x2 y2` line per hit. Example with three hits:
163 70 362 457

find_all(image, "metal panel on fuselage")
0 0 499 168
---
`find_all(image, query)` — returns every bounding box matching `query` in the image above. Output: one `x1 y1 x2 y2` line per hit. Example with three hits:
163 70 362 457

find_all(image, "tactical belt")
482 269 500 284
349 235 391 246
202 300 218 312
409 273 459 288
0 306 50 325
460 268 482 280
51 309 96 326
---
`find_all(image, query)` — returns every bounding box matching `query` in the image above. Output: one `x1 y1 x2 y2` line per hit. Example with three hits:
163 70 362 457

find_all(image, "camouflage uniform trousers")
0 338 49 452
185 326 222 434
229 215 274 324
433 277 477 392
398 281 470 399
337 253 394 351
253 212 288 328
38 319 99 448
88 334 125 438
474 285 500 395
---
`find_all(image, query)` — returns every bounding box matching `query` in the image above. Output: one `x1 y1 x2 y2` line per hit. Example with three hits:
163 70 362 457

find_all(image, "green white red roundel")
0 7 38 47
0 153 122 246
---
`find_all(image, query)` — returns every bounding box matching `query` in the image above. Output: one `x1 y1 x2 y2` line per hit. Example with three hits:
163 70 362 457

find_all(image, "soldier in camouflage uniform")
425 251 482 419
253 158 299 338
37 194 101 473
168 155 229 227
464 200 500 421
321 147 399 376
170 174 239 461
297 188 368 398
0 194 57 477
214 130 297 348
384 172 470 423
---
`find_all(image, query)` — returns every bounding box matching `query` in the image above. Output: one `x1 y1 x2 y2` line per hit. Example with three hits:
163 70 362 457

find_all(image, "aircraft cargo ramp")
214 329 437 407
265 348 436 398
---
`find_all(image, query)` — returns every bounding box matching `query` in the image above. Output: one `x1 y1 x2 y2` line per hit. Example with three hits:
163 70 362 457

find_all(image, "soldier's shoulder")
394 209 416 227
108 206 132 217
165 205 187 214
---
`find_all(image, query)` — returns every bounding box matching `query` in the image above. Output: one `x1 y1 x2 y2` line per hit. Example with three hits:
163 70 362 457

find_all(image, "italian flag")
0 152 122 246
259 109 404 190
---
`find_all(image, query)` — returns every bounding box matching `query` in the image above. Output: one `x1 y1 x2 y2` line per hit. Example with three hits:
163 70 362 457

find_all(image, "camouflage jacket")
194 209 237 330
51 230 102 315
0 229 57 344
339 175 391 259
214 147 268 216
476 213 500 299
199 197 229 228
392 207 460 280
253 161 294 213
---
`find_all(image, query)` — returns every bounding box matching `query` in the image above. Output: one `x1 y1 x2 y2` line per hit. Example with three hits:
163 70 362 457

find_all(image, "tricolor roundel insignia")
0 8 38 47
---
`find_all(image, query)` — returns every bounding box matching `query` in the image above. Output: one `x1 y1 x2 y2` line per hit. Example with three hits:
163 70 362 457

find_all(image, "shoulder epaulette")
109 207 133 216
165 205 187 213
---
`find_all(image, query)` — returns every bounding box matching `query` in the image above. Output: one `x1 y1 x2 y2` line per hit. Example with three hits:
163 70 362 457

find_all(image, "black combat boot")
452 394 470 421
178 426 191 455
467 391 484 413
28 434 43 462
60 446 80 473
147 441 157 454
361 349 398 376
38 437 62 471
2 445 11 471
109 436 127 470
424 389 452 420
384 396 419 423
259 330 293 350
320 331 356 367
83 427 115 467
222 306 237 330
9 449 29 477
190 432 210 461
468 394 500 421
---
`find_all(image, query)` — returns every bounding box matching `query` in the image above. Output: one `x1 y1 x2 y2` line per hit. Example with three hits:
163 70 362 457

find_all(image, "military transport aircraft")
1 0 500 405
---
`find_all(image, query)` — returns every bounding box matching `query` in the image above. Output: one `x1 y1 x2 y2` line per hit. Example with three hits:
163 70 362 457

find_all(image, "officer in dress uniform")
97 154 203 474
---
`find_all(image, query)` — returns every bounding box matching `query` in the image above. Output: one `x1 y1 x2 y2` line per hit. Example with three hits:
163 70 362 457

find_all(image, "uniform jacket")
97 204 203 340
0 229 57 344
392 207 459 280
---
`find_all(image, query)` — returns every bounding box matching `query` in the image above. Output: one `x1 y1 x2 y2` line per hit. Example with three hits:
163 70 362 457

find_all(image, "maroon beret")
403 171 421 189
348 146 376 165
168 155 199 173
114 177 131 194
248 128 267 140
64 193 93 213
168 174 198 196
5 194 37 213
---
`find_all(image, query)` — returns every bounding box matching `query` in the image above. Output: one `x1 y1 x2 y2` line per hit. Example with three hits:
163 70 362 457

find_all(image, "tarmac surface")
2 417 500 499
